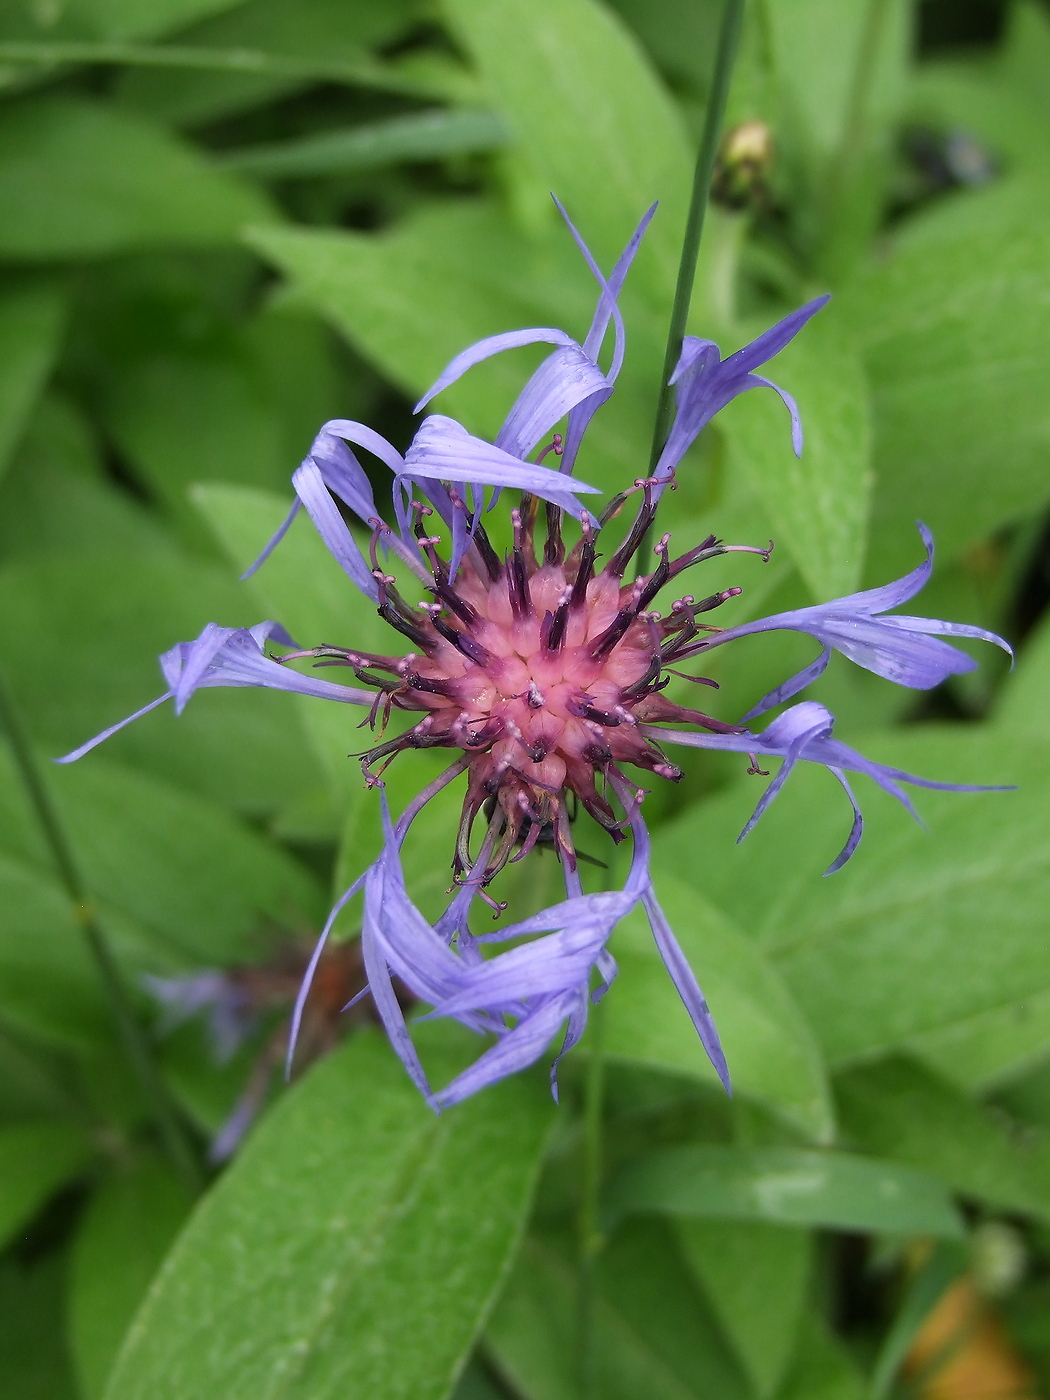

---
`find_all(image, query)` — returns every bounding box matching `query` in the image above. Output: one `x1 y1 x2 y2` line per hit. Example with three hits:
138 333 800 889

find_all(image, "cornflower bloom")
60 208 1009 1109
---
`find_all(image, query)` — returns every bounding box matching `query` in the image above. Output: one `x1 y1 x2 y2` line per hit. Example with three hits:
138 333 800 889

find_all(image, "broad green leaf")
604 0 722 91
0 1120 92 1248
834 1055 1050 1221
486 1227 750 1400
105 1028 553 1400
0 550 321 816
654 726 1040 1063
0 282 66 485
248 202 590 440
604 874 834 1142
995 608 1050 737
0 397 172 563
70 1156 195 1400
762 0 908 274
46 755 325 962
114 0 420 126
905 993 1050 1094
607 1144 964 1237
763 0 908 160
450 1363 505 1400
0 748 320 1038
444 0 690 302
0 1252 78 1400
844 218 1050 581
0 1028 71 1122
0 96 274 260
0 0 242 42
219 108 511 179
74 0 240 38
773 1310 864 1400
676 1220 811 1398
720 306 872 600
99 337 297 545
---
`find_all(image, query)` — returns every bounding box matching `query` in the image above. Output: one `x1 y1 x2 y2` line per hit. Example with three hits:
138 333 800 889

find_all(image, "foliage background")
1 0 1049 1396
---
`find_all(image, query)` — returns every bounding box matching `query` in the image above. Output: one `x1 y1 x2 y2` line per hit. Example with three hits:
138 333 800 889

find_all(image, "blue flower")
57 205 1006 1109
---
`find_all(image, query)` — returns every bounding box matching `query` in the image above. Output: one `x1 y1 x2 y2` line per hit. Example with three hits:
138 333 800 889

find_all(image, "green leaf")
444 0 690 301
99 340 294 546
604 874 834 1142
720 306 872 600
219 107 511 179
0 283 66 486
654 726 1041 1064
104 1028 553 1400
834 1055 1050 1221
46 754 325 963
70 1156 195 1400
607 1144 965 1237
0 96 274 260
904 992 1050 1094
844 217 1050 581
0 549 321 816
0 1120 92 1249
0 1252 78 1400
603 0 722 92
114 0 420 127
772 1310 864 1400
996 608 1050 738
486 1227 750 1400
0 0 244 43
676 1220 811 1399
248 202 587 436
0 404 172 566
0 745 321 1042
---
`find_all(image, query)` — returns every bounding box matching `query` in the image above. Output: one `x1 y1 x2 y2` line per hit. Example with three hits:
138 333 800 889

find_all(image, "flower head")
58 206 1008 1109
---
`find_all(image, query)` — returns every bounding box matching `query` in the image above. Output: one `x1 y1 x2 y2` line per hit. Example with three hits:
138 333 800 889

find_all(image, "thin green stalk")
577 995 606 1400
0 670 204 1193
637 0 746 577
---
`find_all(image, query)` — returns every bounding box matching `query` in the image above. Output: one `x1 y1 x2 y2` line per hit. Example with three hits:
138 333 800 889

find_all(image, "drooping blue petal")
414 328 579 413
655 295 830 485
56 622 374 764
641 888 730 1092
292 459 378 600
645 700 1010 869
403 415 601 516
429 992 577 1111
698 525 1013 695
495 343 611 461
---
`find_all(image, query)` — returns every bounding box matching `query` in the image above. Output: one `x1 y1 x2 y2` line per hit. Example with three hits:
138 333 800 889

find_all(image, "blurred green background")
1 0 1050 1397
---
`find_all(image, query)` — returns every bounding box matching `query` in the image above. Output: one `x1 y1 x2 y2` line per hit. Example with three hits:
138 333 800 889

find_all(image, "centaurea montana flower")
60 207 1009 1110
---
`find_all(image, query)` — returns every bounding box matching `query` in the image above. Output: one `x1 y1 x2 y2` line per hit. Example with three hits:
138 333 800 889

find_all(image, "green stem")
577 995 606 1400
637 0 746 576
0 670 204 1193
